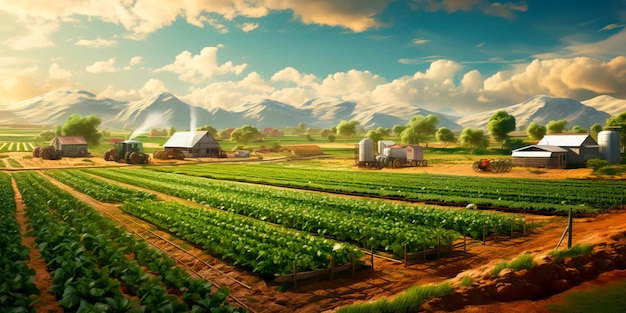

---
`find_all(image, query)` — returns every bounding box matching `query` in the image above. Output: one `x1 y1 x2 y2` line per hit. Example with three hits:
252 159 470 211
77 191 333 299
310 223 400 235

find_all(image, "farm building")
51 136 88 157
512 134 600 168
537 134 600 165
511 145 568 168
163 131 221 158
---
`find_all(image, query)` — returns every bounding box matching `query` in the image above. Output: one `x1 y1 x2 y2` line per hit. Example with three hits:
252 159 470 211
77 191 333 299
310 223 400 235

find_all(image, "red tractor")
472 159 512 173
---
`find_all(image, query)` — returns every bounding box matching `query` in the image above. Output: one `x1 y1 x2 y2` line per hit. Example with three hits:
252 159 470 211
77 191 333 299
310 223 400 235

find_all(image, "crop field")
149 164 626 214
0 142 34 152
3 154 626 312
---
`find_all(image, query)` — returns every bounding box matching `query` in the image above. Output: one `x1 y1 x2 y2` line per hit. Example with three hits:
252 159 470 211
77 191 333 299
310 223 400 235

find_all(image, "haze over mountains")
0 90 623 132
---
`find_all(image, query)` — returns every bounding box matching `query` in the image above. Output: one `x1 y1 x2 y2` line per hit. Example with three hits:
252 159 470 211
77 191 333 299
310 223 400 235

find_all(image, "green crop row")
151 164 626 213
13 172 242 312
121 199 363 276
46 169 156 202
83 168 522 255
0 172 40 312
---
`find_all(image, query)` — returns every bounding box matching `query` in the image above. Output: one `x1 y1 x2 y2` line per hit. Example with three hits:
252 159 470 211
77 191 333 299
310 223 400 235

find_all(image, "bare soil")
5 152 626 312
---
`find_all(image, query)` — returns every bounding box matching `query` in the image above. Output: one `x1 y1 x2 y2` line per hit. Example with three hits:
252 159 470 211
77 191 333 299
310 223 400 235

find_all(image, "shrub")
586 158 610 172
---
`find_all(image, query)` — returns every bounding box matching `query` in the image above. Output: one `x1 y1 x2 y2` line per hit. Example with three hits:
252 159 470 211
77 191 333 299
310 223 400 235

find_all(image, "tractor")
152 149 185 160
104 140 150 164
472 159 512 173
32 146 62 160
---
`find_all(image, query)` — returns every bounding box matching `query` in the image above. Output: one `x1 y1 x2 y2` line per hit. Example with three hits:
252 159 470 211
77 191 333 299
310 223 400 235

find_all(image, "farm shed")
284 145 323 156
538 134 600 165
51 136 88 157
511 145 567 169
163 131 221 158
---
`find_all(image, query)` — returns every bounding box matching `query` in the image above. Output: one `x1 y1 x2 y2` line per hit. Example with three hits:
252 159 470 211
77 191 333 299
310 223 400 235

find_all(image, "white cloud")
598 23 624 32
124 56 144 70
318 69 386 98
271 67 317 86
239 22 259 32
411 0 527 19
411 38 429 45
0 64 76 103
48 63 72 81
74 38 117 48
154 46 247 83
399 58 419 64
86 58 118 73
564 28 626 58
98 78 169 101
4 18 58 50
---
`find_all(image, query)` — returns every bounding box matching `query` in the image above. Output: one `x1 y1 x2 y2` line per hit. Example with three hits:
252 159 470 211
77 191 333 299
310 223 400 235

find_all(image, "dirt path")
12 177 63 312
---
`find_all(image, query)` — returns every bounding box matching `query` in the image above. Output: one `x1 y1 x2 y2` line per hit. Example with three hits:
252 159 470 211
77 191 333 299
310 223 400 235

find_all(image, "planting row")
13 172 242 313
0 172 40 312
83 168 523 255
0 142 34 152
151 164 626 213
46 170 156 202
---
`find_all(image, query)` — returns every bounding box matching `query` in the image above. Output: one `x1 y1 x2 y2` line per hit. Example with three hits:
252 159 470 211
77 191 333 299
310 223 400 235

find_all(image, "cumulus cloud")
74 38 117 48
154 45 247 83
239 22 259 32
86 58 118 73
124 56 144 70
318 69 386 98
0 64 75 103
411 0 527 19
271 67 317 86
98 78 169 101
4 18 58 50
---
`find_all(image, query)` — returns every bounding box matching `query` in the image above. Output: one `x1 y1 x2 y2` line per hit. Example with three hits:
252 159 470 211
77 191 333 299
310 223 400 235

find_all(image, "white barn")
163 131 221 158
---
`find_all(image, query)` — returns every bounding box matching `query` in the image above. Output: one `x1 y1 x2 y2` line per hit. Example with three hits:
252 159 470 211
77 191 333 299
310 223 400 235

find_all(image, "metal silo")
598 130 621 164
358 138 375 162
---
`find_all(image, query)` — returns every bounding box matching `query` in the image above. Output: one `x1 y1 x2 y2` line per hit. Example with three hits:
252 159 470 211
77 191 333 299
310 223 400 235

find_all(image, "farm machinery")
152 149 185 160
104 140 150 164
32 146 62 160
472 159 512 173
355 139 428 169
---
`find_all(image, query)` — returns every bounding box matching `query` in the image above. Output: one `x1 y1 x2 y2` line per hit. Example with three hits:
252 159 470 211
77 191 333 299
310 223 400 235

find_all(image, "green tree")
375 127 392 137
590 123 603 134
526 122 547 140
606 112 626 151
217 129 230 140
196 125 218 137
327 134 336 143
459 128 489 154
435 127 455 147
61 114 103 146
320 128 332 138
546 119 568 134
37 130 56 141
336 120 359 139
400 114 439 145
364 130 384 151
297 122 306 134
487 110 516 148
571 125 587 133
392 124 407 137
230 125 262 145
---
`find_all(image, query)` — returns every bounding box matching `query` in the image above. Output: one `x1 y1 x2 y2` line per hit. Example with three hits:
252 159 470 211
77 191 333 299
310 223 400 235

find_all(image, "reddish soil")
6 155 626 312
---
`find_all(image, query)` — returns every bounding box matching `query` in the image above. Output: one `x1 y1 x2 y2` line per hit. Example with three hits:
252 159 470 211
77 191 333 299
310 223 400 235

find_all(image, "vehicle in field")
472 159 512 173
32 146 63 160
152 149 185 160
104 140 150 164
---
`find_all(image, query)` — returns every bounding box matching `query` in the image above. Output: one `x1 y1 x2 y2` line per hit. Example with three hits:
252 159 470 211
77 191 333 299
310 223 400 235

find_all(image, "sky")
0 0 625 115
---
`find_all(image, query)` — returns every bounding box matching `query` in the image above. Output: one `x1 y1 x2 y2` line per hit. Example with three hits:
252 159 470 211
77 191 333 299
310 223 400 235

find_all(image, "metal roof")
512 151 554 158
512 145 567 158
538 134 594 147
54 136 87 145
163 131 218 148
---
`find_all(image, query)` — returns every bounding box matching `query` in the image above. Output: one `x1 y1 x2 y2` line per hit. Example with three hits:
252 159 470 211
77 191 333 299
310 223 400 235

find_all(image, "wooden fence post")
494 225 498 243
437 234 441 259
329 255 335 280
463 235 467 253
371 247 375 271
483 224 486 245
351 253 355 276
403 245 408 268
293 260 297 289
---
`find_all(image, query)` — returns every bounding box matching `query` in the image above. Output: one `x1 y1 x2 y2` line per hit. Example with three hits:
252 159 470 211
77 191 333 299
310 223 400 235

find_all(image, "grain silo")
598 130 621 164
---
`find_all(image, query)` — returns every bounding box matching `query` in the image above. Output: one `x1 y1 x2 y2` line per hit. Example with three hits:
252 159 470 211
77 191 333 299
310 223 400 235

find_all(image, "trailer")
376 145 428 168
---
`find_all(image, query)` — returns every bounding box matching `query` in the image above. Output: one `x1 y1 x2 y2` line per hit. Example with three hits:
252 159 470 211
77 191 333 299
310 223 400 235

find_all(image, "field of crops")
82 168 524 257
149 164 626 214
0 142 34 152
12 171 243 312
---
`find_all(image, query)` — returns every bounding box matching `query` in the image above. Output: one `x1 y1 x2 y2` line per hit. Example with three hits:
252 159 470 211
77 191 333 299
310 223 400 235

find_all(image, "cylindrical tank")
377 140 395 155
358 138 375 162
598 130 621 164
405 145 424 161
383 147 406 159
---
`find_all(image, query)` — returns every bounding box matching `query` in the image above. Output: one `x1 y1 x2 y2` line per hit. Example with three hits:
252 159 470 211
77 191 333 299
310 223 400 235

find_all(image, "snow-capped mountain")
582 95 626 116
6 90 125 127
456 95 611 130
1 90 622 132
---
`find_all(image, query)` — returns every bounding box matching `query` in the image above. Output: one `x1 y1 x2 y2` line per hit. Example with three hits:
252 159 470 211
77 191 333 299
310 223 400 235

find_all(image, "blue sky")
1 0 625 115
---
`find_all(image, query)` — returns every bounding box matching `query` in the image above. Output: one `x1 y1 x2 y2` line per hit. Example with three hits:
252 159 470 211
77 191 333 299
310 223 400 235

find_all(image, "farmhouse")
51 136 88 157
512 134 600 168
538 134 600 165
511 145 568 168
163 131 221 158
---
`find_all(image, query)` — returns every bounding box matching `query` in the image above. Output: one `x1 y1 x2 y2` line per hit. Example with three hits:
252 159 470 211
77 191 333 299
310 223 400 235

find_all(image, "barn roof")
537 134 596 147
54 136 87 145
512 145 567 158
163 131 218 148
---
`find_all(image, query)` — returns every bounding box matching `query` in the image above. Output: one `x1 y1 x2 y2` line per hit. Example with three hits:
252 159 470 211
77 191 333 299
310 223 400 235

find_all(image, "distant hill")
582 95 626 116
1 90 622 132
456 95 611 130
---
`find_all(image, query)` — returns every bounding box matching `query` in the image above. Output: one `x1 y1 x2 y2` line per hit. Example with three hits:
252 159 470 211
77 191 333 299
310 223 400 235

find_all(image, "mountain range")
0 90 624 132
